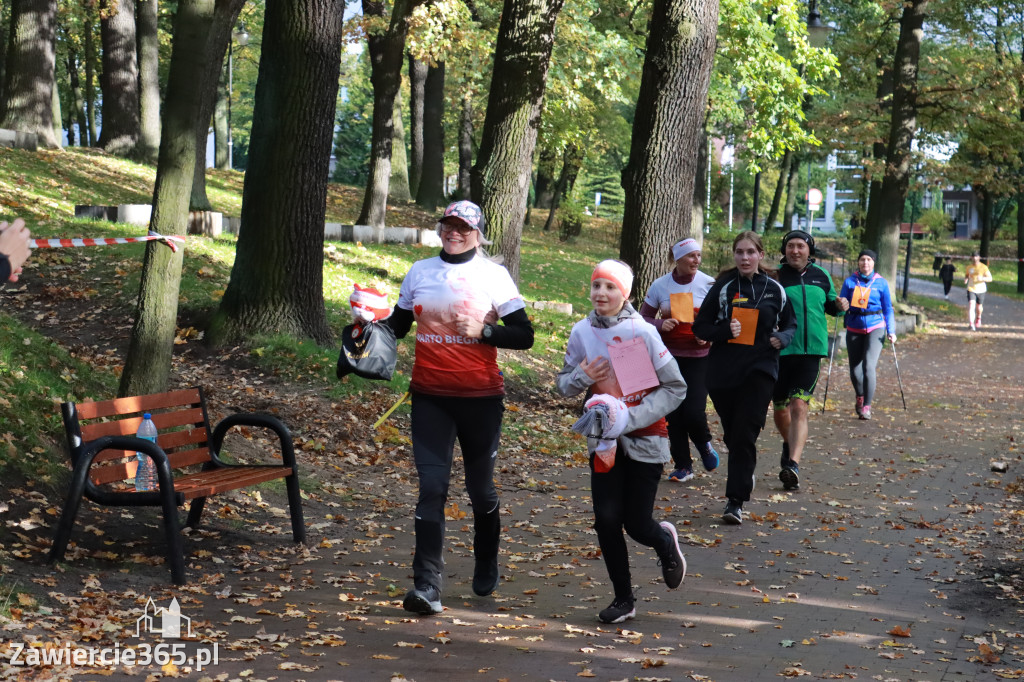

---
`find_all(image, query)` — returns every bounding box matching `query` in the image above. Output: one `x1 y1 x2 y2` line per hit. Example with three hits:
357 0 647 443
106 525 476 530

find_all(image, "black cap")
858 248 878 262
781 230 815 256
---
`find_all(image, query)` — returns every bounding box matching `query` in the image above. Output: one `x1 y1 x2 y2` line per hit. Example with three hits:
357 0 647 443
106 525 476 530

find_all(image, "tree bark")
765 149 791 232
471 0 566 281
389 88 412 201
0 0 61 148
783 155 801 231
534 146 557 209
415 61 445 210
619 0 719 297
408 54 426 197
691 126 708 236
1018 191 1024 293
864 55 893 251
119 0 216 397
356 0 424 227
66 49 88 146
209 0 344 346
84 7 98 145
866 1 927 290
214 65 229 168
456 91 473 199
98 0 140 155
189 0 245 210
0 1 7 105
137 0 161 162
976 184 992 260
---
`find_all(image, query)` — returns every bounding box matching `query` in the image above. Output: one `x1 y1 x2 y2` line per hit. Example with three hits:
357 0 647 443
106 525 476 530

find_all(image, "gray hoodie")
555 303 687 464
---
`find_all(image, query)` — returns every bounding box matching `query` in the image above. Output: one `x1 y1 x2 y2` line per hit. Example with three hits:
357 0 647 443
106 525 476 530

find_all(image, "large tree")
415 61 445 209
137 0 161 162
471 0 566 281
0 0 61 148
119 0 216 396
209 0 344 345
863 0 929 290
356 0 425 227
619 0 719 296
188 0 245 210
97 0 141 155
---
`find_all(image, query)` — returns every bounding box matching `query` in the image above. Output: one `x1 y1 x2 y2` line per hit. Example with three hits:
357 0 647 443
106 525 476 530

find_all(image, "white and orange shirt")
563 315 675 438
642 270 715 357
398 255 525 397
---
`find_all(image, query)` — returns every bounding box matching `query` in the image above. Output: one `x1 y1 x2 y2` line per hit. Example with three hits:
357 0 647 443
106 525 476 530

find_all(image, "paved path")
6 287 1024 681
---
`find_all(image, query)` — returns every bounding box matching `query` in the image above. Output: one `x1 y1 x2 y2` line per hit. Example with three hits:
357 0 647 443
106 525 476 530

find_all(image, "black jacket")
692 269 797 389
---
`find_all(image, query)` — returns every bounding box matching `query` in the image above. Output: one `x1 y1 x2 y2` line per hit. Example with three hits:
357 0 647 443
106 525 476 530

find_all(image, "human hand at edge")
0 218 31 281
580 356 612 383
661 318 679 333
836 296 850 312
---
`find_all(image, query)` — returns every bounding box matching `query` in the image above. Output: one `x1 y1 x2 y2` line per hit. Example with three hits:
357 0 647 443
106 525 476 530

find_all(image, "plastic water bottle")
134 413 159 492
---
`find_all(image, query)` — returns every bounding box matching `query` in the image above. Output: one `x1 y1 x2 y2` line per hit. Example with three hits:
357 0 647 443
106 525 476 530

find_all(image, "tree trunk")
977 185 992 260
765 149 791 232
356 0 423 227
66 50 88 146
619 0 719 297
471 0 566 281
189 0 245 211
209 0 343 346
389 88 412 201
783 155 801 231
866 0 928 291
456 91 473 199
0 1 7 105
534 146 557 209
50 54 62 143
98 0 140 155
137 0 161 162
408 54 426 197
1018 191 1024 293
84 8 98 145
691 126 708 236
415 61 445 210
118 0 216 397
214 66 229 168
0 0 61 148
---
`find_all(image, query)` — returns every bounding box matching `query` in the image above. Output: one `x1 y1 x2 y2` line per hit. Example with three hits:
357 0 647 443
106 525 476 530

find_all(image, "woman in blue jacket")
839 249 896 420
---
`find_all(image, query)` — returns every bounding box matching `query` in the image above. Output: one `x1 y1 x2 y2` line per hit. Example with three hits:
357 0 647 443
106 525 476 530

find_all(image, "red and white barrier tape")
29 232 186 253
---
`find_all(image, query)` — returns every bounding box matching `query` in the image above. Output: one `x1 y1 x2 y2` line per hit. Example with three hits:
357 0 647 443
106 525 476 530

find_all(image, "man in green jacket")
773 231 849 491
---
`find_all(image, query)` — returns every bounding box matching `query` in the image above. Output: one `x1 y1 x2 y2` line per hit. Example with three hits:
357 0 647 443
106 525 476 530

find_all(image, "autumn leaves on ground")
2 151 1024 680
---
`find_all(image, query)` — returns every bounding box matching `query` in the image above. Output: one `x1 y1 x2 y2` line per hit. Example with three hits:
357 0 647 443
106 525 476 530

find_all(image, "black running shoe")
598 597 636 624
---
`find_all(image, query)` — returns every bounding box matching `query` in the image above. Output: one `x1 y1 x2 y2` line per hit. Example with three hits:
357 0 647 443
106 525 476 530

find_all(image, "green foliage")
711 0 841 170
918 207 952 240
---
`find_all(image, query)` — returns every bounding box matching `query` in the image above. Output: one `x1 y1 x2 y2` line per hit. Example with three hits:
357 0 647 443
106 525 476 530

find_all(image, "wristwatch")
482 324 495 340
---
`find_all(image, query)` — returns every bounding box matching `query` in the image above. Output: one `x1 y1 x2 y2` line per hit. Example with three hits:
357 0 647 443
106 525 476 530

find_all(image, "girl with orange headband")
556 259 687 624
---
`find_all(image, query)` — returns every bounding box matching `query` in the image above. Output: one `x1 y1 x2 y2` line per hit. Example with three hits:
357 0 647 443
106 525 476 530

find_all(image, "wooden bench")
48 387 305 584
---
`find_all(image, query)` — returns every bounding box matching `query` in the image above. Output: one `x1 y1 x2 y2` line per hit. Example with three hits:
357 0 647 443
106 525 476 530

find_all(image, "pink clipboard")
607 337 659 395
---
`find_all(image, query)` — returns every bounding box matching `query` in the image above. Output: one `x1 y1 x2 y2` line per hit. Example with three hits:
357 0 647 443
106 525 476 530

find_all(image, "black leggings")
847 328 885 406
591 454 672 600
708 371 775 503
666 355 712 469
410 393 504 591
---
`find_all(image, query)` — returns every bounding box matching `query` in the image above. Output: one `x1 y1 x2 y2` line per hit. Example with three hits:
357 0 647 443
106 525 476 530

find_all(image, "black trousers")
666 355 712 469
709 371 775 503
410 393 504 591
591 453 672 600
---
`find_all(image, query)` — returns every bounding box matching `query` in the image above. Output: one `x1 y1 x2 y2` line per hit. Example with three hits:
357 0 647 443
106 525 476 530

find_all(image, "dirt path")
4 289 1024 681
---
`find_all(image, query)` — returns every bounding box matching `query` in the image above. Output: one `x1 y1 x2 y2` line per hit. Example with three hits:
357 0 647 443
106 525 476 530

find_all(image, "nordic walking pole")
821 314 842 414
890 341 908 410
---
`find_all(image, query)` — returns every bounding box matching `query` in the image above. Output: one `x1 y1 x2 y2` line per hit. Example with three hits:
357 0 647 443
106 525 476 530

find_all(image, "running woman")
964 251 993 330
386 200 534 615
640 238 720 483
693 231 796 525
839 249 896 420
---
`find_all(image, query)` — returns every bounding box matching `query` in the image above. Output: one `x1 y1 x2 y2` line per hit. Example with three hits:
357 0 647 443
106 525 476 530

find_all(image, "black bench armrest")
73 435 185 507
209 413 298 470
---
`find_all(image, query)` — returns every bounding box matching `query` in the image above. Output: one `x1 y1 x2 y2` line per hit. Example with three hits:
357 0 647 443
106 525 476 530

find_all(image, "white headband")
592 259 633 297
672 238 701 261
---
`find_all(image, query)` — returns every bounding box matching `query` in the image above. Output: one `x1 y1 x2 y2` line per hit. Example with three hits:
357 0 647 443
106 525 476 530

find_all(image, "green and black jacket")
776 261 842 358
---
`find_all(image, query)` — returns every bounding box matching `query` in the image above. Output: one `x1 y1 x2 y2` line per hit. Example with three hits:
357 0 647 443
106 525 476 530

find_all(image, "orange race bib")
669 292 695 323
851 285 871 309
728 307 759 345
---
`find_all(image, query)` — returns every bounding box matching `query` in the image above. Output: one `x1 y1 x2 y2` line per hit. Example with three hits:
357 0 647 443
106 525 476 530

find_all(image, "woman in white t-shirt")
386 201 534 616
640 238 720 483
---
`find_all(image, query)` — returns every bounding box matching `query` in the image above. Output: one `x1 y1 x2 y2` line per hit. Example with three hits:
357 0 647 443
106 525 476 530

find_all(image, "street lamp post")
227 24 250 170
